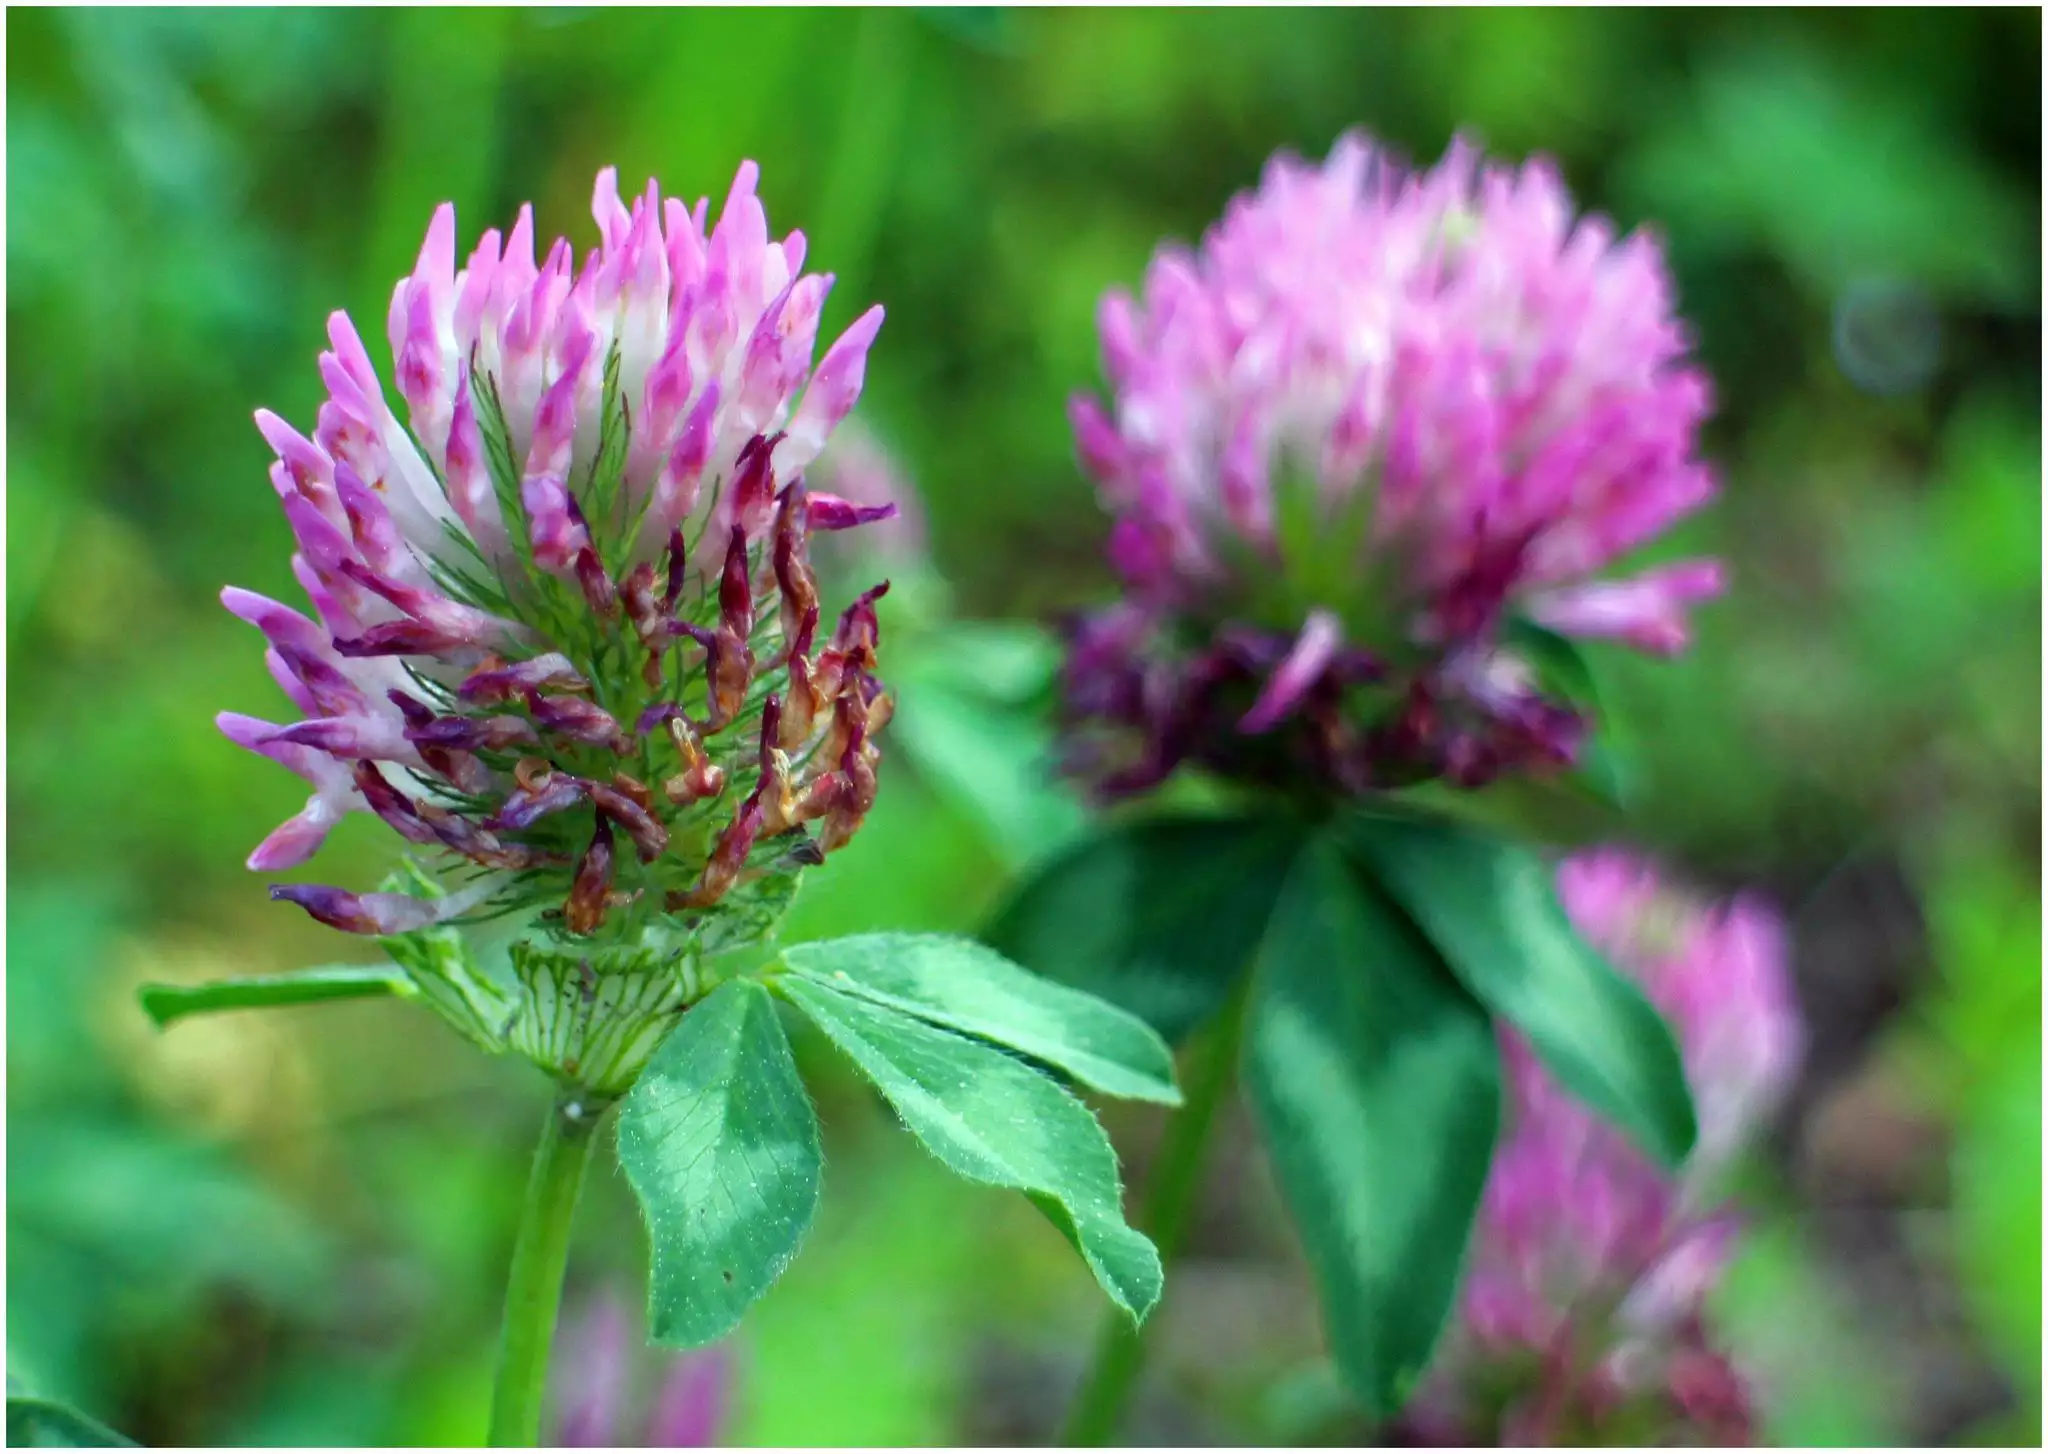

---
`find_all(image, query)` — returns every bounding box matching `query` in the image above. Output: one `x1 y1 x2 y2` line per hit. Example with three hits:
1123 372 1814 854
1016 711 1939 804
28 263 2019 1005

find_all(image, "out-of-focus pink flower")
223 165 894 947
553 1293 736 1448
802 418 928 568
1061 132 1720 798
646 1343 736 1448
1414 850 1803 1445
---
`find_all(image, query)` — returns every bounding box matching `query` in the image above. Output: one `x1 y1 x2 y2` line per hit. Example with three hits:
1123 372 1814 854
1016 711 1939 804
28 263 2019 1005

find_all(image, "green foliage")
1243 842 1501 1419
985 813 1303 1043
884 620 1089 869
615 980 822 1348
6 1391 138 1448
1901 850 2044 1421
610 935 1173 1352
1341 812 1697 1168
10 1117 336 1401
781 932 1182 1105
1712 1222 1900 1445
1952 1050 2042 1391
1622 39 2037 307
735 1136 990 1446
777 974 1164 1324
989 806 1697 1417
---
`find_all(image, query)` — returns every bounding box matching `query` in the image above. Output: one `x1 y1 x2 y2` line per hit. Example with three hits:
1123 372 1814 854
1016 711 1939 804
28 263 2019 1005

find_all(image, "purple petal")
527 692 624 748
405 713 539 753
778 304 884 472
485 773 590 832
246 808 344 873
646 1346 735 1448
1524 561 1725 656
550 1294 632 1448
269 884 442 936
805 494 899 532
459 652 590 704
265 716 417 761
1239 608 1343 734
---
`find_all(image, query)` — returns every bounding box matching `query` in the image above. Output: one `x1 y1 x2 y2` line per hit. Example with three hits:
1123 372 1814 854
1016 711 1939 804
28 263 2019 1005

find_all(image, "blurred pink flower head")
553 1292 736 1448
221 163 896 948
1062 132 1721 798
1422 849 1803 1444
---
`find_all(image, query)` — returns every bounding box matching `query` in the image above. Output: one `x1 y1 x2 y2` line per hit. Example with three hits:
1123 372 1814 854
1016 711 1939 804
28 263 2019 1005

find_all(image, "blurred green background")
7 7 2040 1446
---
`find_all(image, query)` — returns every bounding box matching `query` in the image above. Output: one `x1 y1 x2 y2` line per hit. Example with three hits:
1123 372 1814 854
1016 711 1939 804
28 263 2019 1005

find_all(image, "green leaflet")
781 932 1182 1105
616 980 823 1348
1243 840 1501 1419
137 964 412 1028
1342 811 1697 1167
984 813 1303 1044
776 975 1162 1323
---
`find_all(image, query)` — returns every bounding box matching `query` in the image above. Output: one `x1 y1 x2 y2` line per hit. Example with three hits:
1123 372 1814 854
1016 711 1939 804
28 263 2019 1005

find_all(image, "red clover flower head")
223 164 893 957
1416 849 1803 1444
1063 133 1722 797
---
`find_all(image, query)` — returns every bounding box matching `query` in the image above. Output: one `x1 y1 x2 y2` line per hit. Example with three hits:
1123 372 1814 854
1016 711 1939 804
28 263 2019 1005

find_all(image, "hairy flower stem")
1060 981 1252 1446
489 1089 609 1447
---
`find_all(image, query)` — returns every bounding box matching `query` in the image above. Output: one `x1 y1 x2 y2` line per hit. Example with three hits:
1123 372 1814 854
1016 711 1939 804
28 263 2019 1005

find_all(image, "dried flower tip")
587 780 670 864
565 815 617 934
669 793 763 910
772 483 820 651
662 715 727 806
576 547 620 618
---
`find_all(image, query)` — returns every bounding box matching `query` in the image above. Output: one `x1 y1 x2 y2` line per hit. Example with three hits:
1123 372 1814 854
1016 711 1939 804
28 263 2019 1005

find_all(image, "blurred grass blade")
782 931 1182 1105
778 974 1162 1323
1245 839 1500 1419
6 1393 138 1447
138 965 414 1028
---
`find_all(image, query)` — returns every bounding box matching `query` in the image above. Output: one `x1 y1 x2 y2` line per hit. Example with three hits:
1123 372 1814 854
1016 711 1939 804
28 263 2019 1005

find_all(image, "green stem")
487 1088 607 1447
1060 982 1253 1446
